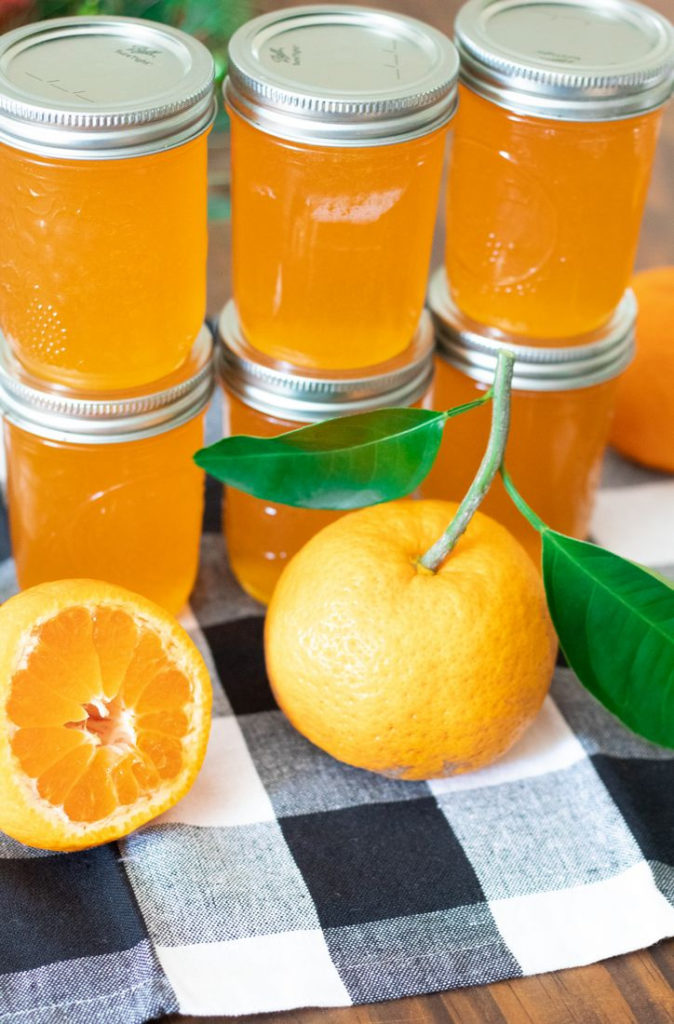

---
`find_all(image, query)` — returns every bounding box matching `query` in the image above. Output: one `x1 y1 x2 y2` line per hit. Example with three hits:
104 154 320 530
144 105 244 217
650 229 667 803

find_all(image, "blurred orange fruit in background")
611 266 674 473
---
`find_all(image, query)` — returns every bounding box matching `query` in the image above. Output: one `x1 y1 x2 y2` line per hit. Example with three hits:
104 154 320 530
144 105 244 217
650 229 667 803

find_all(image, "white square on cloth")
156 930 351 1016
158 716 276 829
490 860 674 974
592 481 674 567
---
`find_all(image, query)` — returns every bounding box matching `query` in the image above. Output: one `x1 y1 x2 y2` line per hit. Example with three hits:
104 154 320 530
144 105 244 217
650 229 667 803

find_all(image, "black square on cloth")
0 500 10 562
592 755 674 864
280 797 485 929
202 616 277 714
202 475 223 534
0 846 147 974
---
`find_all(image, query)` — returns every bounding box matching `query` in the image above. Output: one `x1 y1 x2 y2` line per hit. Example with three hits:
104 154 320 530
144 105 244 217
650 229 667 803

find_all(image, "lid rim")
225 79 456 145
0 15 216 157
0 327 215 443
225 4 459 145
223 364 434 422
217 301 435 419
429 270 636 391
454 0 674 122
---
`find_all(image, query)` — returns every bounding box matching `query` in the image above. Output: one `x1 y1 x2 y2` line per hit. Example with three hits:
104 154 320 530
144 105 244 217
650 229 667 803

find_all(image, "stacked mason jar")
0 3 672 613
220 0 674 602
423 0 674 560
0 17 217 613
219 5 460 603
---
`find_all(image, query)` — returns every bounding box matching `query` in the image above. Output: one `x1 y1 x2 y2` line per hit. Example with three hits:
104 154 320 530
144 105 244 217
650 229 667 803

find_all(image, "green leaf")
542 531 674 748
194 407 448 509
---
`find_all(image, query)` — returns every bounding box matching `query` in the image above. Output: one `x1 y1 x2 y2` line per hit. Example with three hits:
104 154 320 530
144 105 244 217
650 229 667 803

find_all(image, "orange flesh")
230 112 448 368
445 87 662 339
421 359 618 561
0 136 208 390
5 417 205 614
7 605 192 823
224 393 343 604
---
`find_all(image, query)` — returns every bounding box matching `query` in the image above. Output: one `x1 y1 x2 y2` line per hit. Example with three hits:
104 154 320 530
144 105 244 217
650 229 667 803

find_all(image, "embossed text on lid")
217 301 434 420
225 5 459 145
455 0 674 121
0 16 216 157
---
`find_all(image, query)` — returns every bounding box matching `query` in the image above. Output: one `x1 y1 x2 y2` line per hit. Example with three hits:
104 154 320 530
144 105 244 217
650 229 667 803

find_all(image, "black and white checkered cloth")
0 446 673 1023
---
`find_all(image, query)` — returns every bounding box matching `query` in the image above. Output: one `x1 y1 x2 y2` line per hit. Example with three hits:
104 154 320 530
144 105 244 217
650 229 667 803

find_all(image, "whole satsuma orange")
265 500 556 780
610 266 674 472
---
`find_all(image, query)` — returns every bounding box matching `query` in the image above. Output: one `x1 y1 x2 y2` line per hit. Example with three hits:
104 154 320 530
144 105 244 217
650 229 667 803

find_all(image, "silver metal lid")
455 0 674 121
225 4 459 145
429 269 635 389
0 16 216 158
217 301 434 421
0 325 214 443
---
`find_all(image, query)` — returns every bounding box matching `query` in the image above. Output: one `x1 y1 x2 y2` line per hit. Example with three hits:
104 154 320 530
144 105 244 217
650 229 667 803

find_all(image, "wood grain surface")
168 1 674 1020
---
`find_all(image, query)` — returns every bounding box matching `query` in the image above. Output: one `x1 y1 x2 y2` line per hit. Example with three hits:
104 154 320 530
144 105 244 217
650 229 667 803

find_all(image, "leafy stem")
441 392 493 421
500 465 549 534
418 350 514 572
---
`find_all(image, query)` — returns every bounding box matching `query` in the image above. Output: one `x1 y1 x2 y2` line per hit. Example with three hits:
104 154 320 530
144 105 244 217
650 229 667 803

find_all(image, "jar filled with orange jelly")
0 17 215 389
217 301 435 604
446 0 673 339
0 327 214 614
422 271 636 561
225 6 459 369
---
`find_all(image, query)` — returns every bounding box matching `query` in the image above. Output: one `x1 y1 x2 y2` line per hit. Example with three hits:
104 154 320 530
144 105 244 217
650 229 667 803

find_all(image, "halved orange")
0 579 211 851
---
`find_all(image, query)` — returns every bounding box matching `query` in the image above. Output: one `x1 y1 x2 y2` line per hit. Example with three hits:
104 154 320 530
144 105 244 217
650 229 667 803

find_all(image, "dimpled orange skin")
265 500 557 780
610 267 674 473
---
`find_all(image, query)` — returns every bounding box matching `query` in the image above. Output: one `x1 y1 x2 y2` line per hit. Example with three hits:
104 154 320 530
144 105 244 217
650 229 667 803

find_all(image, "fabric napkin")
0 449 673 1023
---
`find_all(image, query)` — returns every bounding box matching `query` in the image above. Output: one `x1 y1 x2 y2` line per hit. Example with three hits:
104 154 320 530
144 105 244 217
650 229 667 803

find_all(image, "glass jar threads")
217 301 435 604
0 17 215 389
0 327 214 614
446 0 673 339
422 271 636 561
225 5 459 369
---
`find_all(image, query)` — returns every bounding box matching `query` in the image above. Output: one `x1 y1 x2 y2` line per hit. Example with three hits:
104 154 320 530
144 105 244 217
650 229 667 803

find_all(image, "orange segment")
91 607 139 700
0 579 212 851
119 630 169 707
135 670 192 712
11 727 87 778
35 607 103 697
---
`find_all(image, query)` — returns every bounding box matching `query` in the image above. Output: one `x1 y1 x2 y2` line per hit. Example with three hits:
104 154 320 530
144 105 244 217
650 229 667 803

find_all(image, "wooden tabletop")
171 1 674 1021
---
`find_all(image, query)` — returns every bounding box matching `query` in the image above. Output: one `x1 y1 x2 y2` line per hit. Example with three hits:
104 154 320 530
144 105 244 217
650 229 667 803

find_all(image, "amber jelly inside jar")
225 5 459 370
446 0 673 339
0 16 215 389
217 301 435 604
422 270 636 562
0 326 214 614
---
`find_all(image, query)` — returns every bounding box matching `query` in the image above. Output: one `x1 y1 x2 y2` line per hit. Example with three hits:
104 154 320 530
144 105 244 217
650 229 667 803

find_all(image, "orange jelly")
0 17 215 389
0 328 214 614
422 272 636 562
447 0 673 338
218 302 434 604
226 6 459 368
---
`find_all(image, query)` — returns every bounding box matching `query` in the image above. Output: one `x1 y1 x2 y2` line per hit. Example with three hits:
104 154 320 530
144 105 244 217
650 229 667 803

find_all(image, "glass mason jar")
0 327 214 614
445 0 673 339
225 5 458 369
217 301 434 604
422 270 636 562
0 17 215 390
